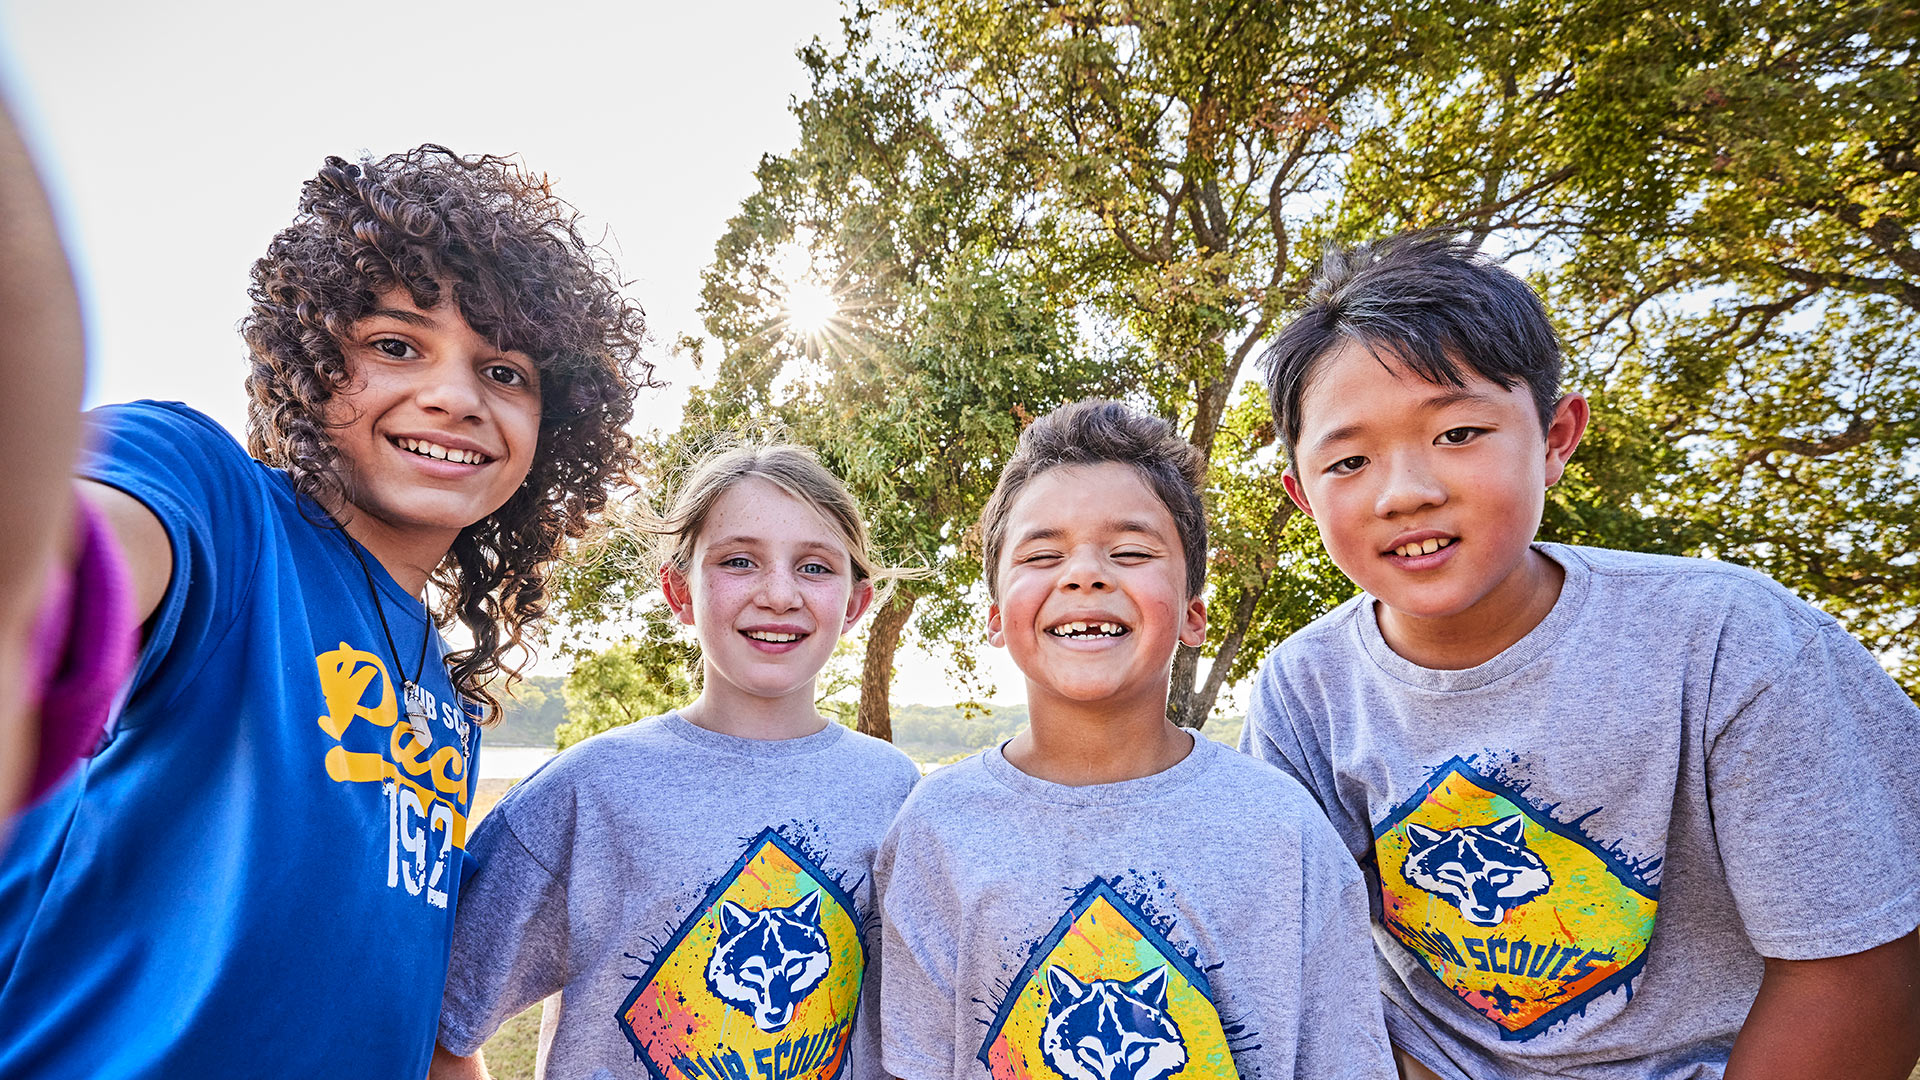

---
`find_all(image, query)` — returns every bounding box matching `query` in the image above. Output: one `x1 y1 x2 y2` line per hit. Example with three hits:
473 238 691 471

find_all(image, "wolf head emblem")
1039 965 1188 1080
704 892 833 1032
1402 815 1553 927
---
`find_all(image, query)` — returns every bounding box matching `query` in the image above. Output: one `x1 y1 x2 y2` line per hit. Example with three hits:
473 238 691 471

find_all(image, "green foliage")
485 675 569 747
556 631 699 751
561 0 1920 707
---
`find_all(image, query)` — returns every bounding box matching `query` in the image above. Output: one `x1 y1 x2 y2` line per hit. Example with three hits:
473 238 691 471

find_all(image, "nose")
413 355 488 421
755 564 803 611
1058 545 1111 592
1373 451 1447 518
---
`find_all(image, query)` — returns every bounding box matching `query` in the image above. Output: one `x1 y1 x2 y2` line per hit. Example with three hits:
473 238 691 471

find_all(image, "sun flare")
783 280 839 338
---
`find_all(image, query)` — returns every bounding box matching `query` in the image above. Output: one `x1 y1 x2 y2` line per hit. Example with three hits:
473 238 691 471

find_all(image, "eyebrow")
1013 519 1167 545
362 307 436 328
1307 388 1502 454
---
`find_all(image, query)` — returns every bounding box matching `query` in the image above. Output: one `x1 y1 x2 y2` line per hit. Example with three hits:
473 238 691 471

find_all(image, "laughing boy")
877 400 1395 1080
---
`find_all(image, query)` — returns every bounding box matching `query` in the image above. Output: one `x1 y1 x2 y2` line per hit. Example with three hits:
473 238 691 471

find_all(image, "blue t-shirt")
0 402 482 1079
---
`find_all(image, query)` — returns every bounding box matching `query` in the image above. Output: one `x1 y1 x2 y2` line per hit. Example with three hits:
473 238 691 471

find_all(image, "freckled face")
1283 340 1583 645
988 463 1205 714
323 288 541 560
664 478 874 712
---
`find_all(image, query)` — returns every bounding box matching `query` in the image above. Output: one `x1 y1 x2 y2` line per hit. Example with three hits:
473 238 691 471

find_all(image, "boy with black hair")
1245 235 1920 1079
878 399 1395 1080
0 134 648 1077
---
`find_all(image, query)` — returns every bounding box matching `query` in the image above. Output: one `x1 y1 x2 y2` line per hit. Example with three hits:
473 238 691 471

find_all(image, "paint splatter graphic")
979 879 1239 1080
1375 758 1658 1040
621 829 864 1080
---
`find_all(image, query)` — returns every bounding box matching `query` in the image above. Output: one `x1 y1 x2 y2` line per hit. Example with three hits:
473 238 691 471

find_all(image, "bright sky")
0 0 1026 703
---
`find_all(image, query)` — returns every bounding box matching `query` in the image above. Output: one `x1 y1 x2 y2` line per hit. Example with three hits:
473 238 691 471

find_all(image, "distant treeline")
488 682 1243 760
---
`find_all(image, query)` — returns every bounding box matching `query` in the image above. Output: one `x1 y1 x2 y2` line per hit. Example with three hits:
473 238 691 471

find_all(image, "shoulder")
888 752 994 832
831 725 923 784
507 715 674 799
81 401 281 525
1193 742 1362 878
1551 543 1832 649
1263 592 1369 674
1200 742 1335 829
83 401 253 476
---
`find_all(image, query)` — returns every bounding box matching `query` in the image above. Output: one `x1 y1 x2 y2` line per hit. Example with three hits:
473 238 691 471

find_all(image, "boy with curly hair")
0 135 649 1077
1246 235 1920 1079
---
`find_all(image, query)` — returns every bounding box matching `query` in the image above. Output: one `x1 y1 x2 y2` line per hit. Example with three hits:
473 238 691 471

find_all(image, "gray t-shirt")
876 734 1396 1080
439 712 921 1080
1243 543 1920 1080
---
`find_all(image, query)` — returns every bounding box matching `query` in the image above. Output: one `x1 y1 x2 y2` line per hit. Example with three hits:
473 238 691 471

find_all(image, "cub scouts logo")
621 829 863 1080
980 878 1239 1080
1375 758 1659 1040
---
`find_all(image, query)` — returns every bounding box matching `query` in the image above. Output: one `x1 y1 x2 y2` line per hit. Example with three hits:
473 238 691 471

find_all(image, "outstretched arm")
1725 931 1920 1080
0 95 86 814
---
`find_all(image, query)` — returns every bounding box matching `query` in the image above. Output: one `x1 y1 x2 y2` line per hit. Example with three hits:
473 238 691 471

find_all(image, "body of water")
481 745 558 780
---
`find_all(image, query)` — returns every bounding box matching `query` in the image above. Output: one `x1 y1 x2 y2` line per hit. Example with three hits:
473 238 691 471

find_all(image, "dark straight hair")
1260 234 1564 458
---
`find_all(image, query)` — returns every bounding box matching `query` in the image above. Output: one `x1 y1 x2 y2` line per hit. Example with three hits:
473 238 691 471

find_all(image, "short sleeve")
1292 828 1398 1080
79 401 272 718
875 811 962 1080
1244 654 1369 857
436 791 573 1054
1708 621 1920 959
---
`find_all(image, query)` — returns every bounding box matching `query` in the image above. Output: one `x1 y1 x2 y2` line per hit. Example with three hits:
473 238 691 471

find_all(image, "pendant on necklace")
403 680 434 743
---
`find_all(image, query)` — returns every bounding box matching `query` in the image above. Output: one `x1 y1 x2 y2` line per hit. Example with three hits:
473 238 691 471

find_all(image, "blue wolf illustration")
1039 965 1188 1080
705 891 833 1032
1402 815 1553 927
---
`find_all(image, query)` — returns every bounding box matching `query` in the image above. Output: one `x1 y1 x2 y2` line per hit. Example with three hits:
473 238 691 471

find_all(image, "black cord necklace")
342 532 435 739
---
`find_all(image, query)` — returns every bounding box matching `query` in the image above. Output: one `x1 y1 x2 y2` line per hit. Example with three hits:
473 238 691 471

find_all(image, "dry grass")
468 778 544 1080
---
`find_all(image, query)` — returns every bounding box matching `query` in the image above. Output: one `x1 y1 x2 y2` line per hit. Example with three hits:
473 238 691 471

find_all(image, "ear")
1489 815 1529 844
718 899 752 935
790 890 823 925
985 600 1006 649
1126 966 1170 1010
1281 466 1315 518
1179 593 1207 649
1046 966 1088 1003
1541 393 1589 487
661 564 696 627
1405 822 1444 852
842 578 876 634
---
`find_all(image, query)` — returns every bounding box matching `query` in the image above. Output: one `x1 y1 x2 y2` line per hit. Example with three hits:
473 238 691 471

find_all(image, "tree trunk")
1170 502 1298 729
1168 642 1205 728
856 592 917 742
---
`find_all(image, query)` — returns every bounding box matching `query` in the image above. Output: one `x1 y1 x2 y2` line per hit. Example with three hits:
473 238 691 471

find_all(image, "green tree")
555 606 700 749
682 23 1133 739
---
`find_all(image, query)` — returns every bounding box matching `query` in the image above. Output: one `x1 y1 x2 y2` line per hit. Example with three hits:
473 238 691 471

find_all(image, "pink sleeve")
23 495 138 807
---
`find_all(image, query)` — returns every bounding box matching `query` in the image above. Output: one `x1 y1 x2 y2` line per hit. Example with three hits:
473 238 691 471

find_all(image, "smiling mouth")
1390 537 1455 558
1046 621 1130 639
393 437 492 465
743 630 807 643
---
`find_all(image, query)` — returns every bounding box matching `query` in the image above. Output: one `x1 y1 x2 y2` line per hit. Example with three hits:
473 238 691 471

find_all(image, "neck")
1378 547 1565 670
1004 688 1194 786
326 499 454 599
679 672 830 741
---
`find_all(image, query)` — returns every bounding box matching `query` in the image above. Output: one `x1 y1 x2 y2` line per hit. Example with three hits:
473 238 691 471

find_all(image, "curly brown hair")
241 145 651 721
